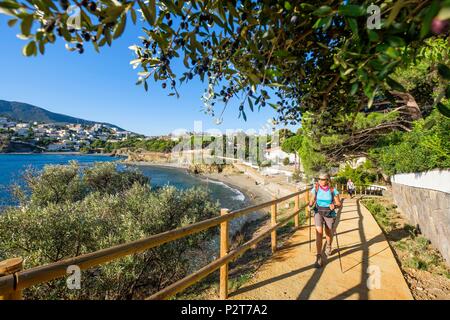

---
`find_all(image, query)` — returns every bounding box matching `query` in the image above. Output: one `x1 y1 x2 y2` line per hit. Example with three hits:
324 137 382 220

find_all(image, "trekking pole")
309 206 312 252
333 214 343 273
335 229 343 273
305 188 312 252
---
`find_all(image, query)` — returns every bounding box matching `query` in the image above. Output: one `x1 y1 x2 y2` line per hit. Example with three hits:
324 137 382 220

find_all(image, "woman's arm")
334 195 342 207
330 194 341 210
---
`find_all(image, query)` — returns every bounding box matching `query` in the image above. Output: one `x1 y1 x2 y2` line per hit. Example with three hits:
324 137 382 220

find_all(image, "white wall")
391 169 450 193
264 148 296 164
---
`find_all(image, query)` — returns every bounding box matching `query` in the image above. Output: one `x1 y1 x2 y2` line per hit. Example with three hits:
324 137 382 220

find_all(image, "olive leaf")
22 40 36 56
338 5 365 17
20 15 33 36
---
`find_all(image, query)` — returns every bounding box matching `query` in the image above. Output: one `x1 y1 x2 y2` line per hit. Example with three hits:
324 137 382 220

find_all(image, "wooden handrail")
0 258 23 300
0 185 312 298
147 206 306 300
337 183 385 197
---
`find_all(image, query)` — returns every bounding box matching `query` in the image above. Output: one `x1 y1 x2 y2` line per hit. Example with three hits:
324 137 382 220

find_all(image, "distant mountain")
0 100 125 130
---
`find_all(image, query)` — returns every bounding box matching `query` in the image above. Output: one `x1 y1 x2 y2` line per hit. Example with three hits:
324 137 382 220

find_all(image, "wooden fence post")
219 209 229 300
0 257 23 300
271 199 277 254
294 195 299 228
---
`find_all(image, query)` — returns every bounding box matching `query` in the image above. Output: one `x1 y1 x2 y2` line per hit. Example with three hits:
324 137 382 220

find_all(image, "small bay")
0 154 246 210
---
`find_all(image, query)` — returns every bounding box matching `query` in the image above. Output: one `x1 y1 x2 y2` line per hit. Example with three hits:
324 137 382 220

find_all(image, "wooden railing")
336 184 385 196
0 186 313 300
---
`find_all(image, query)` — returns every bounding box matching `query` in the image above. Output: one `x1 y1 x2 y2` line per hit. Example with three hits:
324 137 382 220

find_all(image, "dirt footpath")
229 198 413 300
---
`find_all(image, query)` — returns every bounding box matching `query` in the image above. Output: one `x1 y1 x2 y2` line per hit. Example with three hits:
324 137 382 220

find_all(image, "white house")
34 127 46 134
115 131 129 139
16 123 30 129
79 139 91 146
58 130 70 139
47 142 68 151
15 128 29 137
34 130 46 137
92 124 104 132
47 132 60 139
97 134 108 142
264 146 296 165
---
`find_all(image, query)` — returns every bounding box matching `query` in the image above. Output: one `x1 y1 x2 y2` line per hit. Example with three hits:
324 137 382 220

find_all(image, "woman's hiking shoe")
314 254 323 268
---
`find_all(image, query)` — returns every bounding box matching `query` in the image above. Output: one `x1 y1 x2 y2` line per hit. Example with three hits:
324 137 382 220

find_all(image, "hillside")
0 100 124 130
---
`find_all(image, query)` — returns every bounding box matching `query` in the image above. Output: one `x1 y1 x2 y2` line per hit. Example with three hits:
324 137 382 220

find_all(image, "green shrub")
16 161 149 207
259 160 272 167
105 137 178 153
369 110 450 175
336 164 377 186
0 162 219 299
362 199 396 231
292 170 302 182
398 235 447 274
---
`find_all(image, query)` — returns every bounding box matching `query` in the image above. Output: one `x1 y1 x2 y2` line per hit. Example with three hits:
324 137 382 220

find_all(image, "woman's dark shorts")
313 207 336 230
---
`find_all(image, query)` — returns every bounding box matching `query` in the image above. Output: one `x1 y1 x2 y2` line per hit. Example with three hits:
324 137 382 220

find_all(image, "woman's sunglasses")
318 178 328 181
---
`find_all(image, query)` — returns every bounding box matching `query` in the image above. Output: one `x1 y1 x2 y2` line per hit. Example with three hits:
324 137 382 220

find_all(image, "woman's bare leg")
325 226 333 247
315 226 323 254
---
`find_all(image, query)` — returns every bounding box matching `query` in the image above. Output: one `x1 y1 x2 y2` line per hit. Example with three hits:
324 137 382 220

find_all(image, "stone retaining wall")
392 182 450 263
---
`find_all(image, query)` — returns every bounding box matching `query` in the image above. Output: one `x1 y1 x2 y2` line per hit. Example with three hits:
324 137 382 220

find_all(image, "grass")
278 200 308 227
229 272 254 292
362 198 397 232
394 235 449 278
362 198 450 279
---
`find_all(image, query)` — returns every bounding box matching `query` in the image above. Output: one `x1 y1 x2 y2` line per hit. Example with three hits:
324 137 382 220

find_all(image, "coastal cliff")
187 163 238 174
0 140 44 153
113 148 172 163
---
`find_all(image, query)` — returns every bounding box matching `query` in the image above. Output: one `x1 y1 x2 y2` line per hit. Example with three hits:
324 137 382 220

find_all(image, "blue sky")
0 15 297 136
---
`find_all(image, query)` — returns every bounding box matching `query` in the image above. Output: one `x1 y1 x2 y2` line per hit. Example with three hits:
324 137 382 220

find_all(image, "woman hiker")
308 172 342 268
347 178 355 198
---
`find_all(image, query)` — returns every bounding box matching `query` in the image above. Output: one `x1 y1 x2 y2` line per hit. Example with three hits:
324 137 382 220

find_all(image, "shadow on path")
230 199 390 299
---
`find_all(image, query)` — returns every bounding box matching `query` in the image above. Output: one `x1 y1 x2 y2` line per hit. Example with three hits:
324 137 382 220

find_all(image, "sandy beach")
201 172 272 208
122 160 189 169
123 160 273 208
